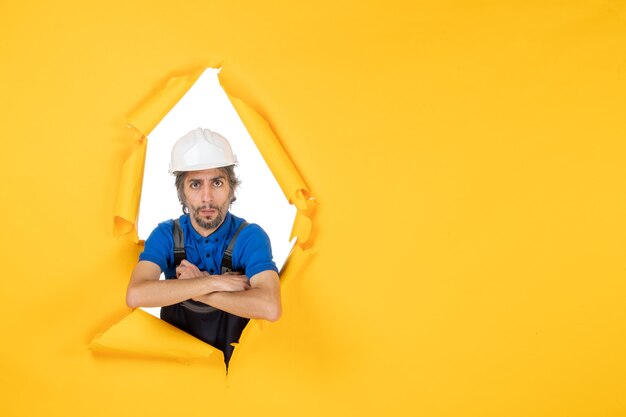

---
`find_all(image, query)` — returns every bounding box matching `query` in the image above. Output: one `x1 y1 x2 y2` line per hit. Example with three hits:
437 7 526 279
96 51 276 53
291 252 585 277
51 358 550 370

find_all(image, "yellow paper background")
1 1 625 416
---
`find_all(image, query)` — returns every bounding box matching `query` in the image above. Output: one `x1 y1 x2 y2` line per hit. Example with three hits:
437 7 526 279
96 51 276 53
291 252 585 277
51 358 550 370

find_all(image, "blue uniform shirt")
139 212 278 279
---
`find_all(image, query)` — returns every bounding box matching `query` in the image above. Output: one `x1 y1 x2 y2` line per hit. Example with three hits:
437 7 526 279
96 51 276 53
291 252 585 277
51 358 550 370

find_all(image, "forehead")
184 168 225 181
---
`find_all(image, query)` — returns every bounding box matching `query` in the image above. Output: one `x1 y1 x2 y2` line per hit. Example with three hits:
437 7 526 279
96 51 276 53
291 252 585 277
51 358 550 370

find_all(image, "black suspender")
221 221 248 274
173 218 186 266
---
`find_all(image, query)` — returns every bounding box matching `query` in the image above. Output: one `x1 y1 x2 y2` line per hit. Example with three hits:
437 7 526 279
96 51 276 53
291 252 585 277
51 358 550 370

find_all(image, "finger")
179 271 194 280
235 278 250 288
181 261 200 273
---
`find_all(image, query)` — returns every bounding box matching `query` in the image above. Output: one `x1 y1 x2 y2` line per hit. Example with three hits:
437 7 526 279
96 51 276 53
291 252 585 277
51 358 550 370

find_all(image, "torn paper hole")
96 67 316 366
137 69 297 317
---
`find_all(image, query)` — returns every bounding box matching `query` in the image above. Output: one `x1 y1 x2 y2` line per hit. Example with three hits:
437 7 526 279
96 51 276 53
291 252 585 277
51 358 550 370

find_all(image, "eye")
189 181 201 189
213 179 224 187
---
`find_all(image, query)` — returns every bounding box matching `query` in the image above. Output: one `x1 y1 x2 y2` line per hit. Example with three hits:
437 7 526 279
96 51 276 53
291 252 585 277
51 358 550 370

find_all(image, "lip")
200 209 216 215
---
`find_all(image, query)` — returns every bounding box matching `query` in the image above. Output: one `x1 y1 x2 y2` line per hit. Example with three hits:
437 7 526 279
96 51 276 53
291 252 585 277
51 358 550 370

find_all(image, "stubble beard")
191 203 227 230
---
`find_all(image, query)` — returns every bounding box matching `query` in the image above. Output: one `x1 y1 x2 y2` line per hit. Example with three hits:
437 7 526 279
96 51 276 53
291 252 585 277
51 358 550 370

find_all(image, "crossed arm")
126 260 281 322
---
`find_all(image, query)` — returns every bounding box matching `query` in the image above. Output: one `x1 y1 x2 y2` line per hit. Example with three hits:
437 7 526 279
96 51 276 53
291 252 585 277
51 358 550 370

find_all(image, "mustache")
195 204 220 211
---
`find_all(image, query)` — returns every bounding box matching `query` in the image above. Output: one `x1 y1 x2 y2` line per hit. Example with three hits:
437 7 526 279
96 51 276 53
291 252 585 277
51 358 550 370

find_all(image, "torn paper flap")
90 309 222 363
127 69 205 137
114 139 147 238
279 245 314 288
224 92 309 204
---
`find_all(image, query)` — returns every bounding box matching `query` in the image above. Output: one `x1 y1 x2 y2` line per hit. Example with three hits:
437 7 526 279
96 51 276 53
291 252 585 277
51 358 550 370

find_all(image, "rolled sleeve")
138 220 174 273
234 223 279 279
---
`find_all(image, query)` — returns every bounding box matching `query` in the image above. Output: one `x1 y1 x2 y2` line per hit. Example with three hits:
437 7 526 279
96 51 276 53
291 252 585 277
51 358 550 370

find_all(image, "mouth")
199 207 217 216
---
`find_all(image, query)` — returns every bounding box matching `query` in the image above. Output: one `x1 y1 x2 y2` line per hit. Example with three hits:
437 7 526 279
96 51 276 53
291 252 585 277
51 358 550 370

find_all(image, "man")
126 128 281 365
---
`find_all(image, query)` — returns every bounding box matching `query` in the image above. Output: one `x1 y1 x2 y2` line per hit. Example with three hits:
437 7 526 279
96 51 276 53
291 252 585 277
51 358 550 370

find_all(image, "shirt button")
205 253 211 258
205 239 209 244
210 269 215 274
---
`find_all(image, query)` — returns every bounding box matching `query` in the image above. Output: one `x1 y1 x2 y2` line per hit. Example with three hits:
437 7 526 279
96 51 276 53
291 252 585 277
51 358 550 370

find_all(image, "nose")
200 183 213 203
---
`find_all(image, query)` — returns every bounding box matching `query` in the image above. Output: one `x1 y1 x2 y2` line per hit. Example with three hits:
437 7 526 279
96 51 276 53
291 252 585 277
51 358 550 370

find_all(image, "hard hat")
169 128 237 173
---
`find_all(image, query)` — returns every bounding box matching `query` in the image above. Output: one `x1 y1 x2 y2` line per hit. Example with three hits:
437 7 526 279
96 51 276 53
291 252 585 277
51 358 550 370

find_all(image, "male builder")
126 128 281 365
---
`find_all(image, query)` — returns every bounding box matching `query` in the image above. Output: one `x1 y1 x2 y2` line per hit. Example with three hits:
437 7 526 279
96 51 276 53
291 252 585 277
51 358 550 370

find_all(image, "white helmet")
169 128 237 173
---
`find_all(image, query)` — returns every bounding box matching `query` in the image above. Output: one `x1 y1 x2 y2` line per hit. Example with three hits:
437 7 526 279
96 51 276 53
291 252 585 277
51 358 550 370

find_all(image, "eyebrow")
186 175 226 183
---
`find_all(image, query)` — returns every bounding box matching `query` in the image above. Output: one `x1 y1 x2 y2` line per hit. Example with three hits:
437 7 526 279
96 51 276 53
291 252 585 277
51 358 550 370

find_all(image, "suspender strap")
173 219 249 314
172 218 186 267
221 221 248 274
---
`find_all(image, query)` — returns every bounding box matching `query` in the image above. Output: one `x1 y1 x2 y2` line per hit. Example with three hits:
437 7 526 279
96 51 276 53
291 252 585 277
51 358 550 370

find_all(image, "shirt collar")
183 211 233 242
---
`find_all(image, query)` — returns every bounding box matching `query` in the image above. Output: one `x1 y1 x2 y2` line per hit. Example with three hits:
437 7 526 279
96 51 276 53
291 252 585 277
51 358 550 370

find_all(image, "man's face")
183 168 232 234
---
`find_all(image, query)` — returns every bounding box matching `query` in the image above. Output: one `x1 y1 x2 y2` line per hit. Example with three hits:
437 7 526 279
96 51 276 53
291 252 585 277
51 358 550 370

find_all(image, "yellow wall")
1 1 625 416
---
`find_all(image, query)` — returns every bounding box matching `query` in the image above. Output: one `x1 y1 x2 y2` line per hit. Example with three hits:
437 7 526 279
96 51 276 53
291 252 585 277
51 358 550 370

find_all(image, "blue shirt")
139 212 278 279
